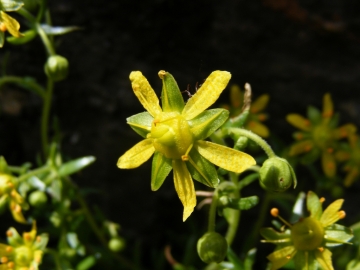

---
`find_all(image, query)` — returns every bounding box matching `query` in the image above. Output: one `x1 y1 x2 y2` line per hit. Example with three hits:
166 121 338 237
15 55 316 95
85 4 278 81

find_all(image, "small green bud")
29 191 47 207
259 156 297 192
108 237 126 252
197 232 228 264
44 55 69 82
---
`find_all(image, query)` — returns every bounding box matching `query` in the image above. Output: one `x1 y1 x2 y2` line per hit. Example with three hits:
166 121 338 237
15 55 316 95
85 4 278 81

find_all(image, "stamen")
338 210 346 219
0 23 6 33
153 119 160 126
14 205 21 213
286 255 291 259
7 182 14 189
6 230 12 237
318 247 324 252
7 262 14 269
270 208 292 228
1 257 8 263
327 148 333 154
319 197 325 203
181 155 189 161
36 236 42 243
6 246 12 253
24 233 31 241
304 144 312 152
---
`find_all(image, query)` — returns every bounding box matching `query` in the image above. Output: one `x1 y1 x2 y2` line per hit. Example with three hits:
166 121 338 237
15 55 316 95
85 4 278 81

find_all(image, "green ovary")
150 112 193 159
14 245 33 266
291 217 324 251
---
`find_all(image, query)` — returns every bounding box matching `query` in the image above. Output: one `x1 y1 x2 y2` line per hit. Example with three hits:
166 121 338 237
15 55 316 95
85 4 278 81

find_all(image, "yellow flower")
261 191 353 270
286 93 356 177
0 222 48 270
0 173 28 223
0 10 23 47
117 70 256 221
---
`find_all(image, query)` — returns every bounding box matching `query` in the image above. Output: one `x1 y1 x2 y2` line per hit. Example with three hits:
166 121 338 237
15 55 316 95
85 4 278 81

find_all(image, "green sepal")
7 227 23 247
324 224 353 247
260 227 291 242
58 156 95 177
307 191 322 220
7 29 36 44
227 247 244 270
293 250 318 270
160 71 184 113
219 195 258 210
127 111 153 138
151 152 172 191
225 110 249 128
0 156 10 173
0 0 24 11
188 109 229 140
186 148 219 188
307 105 321 125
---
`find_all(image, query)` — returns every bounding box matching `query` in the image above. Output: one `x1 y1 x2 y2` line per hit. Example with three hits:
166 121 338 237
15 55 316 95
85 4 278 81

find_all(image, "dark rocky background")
1 0 360 269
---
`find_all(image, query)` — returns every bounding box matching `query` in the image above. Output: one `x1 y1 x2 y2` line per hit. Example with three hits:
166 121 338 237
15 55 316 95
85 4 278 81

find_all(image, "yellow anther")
153 119 160 126
304 120 310 126
6 246 13 253
0 23 6 33
36 236 41 243
270 208 279 217
7 182 14 189
338 210 346 219
24 232 31 241
319 197 325 203
10 190 17 198
327 148 333 154
158 70 166 79
286 255 291 259
318 247 324 252
7 261 14 269
15 204 21 213
1 256 8 263
6 230 12 237
181 155 189 161
327 162 335 169
304 144 312 152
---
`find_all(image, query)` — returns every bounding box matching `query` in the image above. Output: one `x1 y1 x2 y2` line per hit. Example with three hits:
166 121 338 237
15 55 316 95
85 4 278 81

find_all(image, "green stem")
36 23 56 56
0 76 45 98
41 79 54 157
225 172 240 246
208 191 218 232
227 128 276 158
45 248 62 270
17 166 50 182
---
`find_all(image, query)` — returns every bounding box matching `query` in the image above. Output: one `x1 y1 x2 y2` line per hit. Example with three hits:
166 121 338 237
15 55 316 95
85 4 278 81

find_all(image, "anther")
7 182 14 189
24 233 31 241
338 210 346 219
1 256 8 263
6 230 12 237
6 246 13 253
7 262 14 269
181 155 189 161
304 145 312 152
153 119 160 126
318 247 324 252
36 236 41 243
319 197 325 203
270 208 279 217
286 255 291 259
14 205 21 213
0 23 6 32
327 148 333 154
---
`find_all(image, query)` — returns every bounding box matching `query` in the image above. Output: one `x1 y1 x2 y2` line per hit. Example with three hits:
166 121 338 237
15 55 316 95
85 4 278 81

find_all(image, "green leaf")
324 224 353 247
188 109 229 140
347 259 360 270
307 105 321 125
227 247 244 270
40 24 82 35
58 156 95 177
151 152 172 191
186 148 219 188
0 0 23 11
160 71 184 113
127 111 153 138
76 256 96 270
7 29 37 44
0 156 9 173
219 196 258 210
307 191 322 220
244 248 257 270
260 227 291 242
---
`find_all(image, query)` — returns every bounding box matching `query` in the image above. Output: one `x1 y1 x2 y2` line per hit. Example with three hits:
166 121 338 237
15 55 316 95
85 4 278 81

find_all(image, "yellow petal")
322 93 333 119
289 140 314 156
267 246 296 270
321 151 336 178
117 139 155 169
344 167 358 187
172 159 196 221
250 94 269 113
129 71 162 117
0 11 22 37
333 124 357 139
9 201 27 224
320 198 344 227
315 248 334 270
195 140 256 173
182 71 231 120
286 114 311 131
246 120 269 138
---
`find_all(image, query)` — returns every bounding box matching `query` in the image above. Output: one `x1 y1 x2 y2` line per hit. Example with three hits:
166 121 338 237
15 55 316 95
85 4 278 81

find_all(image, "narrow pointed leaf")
182 71 231 120
58 156 96 177
127 112 153 138
188 109 229 140
129 71 162 117
172 159 196 221
320 199 344 227
186 148 219 188
151 152 172 191
195 140 256 173
117 139 155 169
159 71 184 113
307 191 322 220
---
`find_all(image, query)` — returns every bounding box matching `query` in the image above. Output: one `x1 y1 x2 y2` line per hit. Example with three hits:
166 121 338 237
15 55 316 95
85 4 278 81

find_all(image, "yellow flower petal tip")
183 206 194 222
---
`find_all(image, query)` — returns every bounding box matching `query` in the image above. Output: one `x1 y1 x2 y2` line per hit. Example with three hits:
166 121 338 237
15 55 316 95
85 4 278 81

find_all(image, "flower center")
291 217 324 251
150 112 193 159
14 246 33 267
312 124 332 149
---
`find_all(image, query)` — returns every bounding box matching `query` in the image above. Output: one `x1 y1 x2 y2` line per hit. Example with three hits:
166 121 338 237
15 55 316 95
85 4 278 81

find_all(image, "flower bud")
259 157 296 192
108 237 126 252
197 232 228 264
29 191 47 207
44 55 69 82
